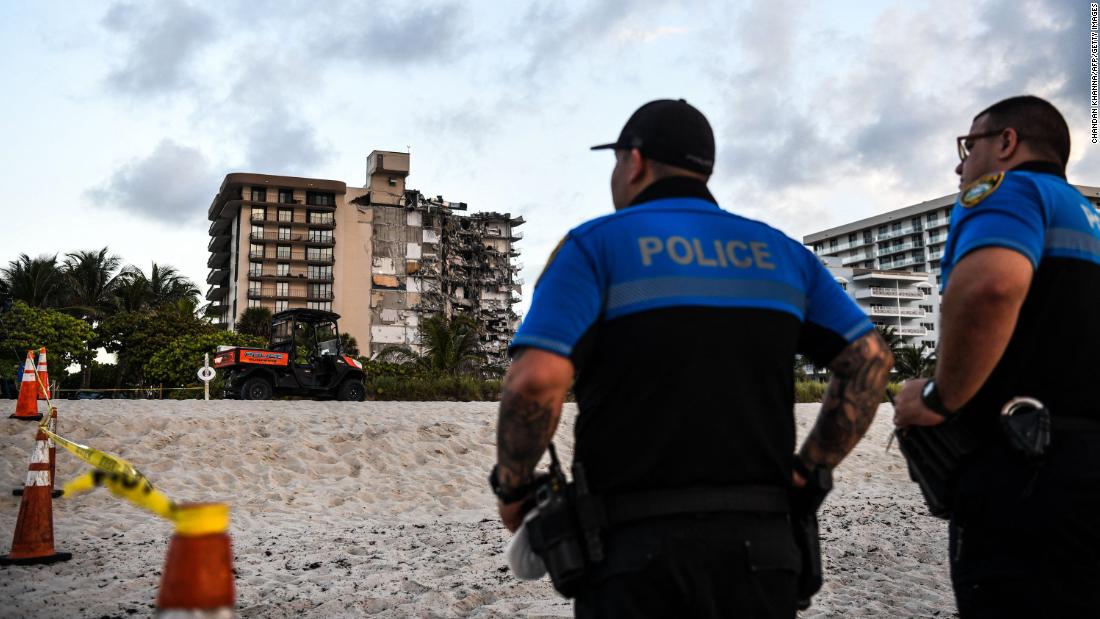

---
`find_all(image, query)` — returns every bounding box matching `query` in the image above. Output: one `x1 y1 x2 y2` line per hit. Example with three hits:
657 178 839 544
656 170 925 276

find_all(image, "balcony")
307 274 334 283
509 231 524 241
248 289 308 300
928 250 944 261
842 252 876 265
248 232 336 246
890 256 927 269
877 242 923 257
868 306 927 318
876 226 925 242
307 291 335 301
208 235 231 252
897 326 929 337
207 252 231 268
926 218 950 230
855 286 925 300
205 285 227 301
207 268 229 285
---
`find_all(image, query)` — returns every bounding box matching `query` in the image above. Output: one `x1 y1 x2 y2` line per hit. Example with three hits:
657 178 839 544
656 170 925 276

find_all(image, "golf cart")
214 309 366 401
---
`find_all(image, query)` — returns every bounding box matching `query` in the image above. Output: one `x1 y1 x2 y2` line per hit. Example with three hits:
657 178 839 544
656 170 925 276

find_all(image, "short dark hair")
975 95 1070 166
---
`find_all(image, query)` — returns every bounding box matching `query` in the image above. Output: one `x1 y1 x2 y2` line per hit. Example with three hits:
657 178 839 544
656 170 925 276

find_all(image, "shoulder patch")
960 172 1005 208
535 236 568 287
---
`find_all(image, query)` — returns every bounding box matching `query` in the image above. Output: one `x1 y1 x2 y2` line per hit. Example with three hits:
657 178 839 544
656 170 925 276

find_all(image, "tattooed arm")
796 330 893 476
495 348 574 531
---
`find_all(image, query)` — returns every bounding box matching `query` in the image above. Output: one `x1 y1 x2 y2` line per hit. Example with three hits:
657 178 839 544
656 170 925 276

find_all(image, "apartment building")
206 151 523 365
818 256 938 347
805 183 1100 344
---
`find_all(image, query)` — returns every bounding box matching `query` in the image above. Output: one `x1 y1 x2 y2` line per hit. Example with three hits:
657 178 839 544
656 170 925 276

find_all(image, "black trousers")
573 513 798 619
949 432 1100 618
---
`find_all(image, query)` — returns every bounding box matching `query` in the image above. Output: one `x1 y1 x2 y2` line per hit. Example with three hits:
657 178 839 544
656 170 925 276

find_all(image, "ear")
626 149 647 184
998 128 1022 161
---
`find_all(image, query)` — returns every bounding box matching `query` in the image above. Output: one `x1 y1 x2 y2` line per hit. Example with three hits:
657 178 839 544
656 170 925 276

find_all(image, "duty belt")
600 485 790 528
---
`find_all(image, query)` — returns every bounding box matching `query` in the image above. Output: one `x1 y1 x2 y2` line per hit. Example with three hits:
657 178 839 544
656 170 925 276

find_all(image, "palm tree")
1 254 64 308
60 248 124 321
236 307 273 338
114 262 199 311
377 313 484 375
59 248 124 388
894 344 937 380
876 324 904 357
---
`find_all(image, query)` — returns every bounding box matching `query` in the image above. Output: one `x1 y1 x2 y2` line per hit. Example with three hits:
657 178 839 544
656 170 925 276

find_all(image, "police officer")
894 95 1100 617
491 99 893 617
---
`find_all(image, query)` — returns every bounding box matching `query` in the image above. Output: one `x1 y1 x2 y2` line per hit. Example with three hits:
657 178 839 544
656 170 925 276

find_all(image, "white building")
805 184 1100 346
819 256 938 348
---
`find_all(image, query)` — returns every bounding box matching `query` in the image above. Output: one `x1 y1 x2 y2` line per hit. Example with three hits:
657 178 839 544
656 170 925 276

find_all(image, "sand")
0 401 956 618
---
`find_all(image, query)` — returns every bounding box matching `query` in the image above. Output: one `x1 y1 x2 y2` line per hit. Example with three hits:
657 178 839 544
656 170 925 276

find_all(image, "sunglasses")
956 128 1011 162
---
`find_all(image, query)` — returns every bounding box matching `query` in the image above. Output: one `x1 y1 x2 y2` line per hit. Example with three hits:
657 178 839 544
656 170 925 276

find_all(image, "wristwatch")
920 379 955 418
488 465 534 504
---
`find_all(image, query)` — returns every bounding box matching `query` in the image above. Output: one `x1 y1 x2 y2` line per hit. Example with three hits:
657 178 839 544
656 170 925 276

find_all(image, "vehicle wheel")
241 377 273 400
337 380 365 402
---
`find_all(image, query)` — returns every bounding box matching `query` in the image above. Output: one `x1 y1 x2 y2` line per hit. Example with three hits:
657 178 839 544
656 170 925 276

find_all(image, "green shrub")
368 373 502 401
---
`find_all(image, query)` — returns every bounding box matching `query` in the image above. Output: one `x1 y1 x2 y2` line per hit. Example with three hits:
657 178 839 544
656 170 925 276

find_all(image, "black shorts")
950 432 1100 618
574 513 799 619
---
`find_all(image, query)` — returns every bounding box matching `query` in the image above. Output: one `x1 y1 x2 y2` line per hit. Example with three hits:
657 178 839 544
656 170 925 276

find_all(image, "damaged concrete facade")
357 151 524 366
206 150 523 366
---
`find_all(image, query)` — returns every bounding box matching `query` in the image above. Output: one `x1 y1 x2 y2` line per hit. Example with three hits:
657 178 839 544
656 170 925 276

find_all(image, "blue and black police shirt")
940 161 1100 427
511 177 873 494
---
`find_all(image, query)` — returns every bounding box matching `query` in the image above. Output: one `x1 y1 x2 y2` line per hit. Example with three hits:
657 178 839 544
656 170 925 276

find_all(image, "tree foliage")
94 300 214 387
893 345 937 380
236 306 273 338
114 262 199 312
376 313 485 376
1 254 65 308
0 301 94 380
146 331 265 389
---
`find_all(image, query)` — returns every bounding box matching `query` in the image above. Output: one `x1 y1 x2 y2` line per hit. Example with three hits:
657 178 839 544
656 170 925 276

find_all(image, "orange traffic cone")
10 351 41 421
0 421 72 565
157 503 235 616
13 407 62 498
35 347 50 401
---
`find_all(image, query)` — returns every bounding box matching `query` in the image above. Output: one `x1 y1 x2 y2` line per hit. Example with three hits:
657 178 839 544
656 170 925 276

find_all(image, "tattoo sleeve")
798 331 893 470
496 387 561 492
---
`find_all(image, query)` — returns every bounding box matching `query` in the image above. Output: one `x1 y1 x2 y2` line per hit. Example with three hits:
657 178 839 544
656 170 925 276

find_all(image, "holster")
896 416 982 519
790 465 832 610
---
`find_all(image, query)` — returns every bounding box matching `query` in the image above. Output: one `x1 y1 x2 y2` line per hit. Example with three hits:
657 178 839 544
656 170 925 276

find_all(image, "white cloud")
86 140 220 224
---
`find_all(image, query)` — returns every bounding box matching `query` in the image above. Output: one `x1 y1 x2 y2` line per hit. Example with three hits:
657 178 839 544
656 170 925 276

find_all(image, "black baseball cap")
590 99 715 175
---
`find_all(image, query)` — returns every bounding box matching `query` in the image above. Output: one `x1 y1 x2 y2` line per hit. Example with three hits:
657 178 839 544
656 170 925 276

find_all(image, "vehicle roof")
271 308 341 322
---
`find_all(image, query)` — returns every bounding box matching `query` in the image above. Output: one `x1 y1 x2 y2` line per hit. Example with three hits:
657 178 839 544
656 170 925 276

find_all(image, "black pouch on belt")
1000 397 1051 461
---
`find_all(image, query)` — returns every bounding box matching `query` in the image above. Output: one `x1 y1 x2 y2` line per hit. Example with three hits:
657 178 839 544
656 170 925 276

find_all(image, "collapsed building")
206 150 523 367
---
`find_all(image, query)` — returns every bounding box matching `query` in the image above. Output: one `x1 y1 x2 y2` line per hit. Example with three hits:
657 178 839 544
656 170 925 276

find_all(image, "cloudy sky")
1 0 1096 316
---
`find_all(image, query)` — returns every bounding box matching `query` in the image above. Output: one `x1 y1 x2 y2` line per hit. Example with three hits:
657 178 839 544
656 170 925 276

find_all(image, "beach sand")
0 401 956 618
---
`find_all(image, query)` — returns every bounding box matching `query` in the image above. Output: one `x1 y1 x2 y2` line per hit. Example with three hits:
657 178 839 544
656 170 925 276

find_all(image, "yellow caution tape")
44 427 179 522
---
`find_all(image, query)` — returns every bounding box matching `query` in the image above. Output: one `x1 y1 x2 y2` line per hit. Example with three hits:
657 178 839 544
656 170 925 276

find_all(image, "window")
278 226 291 241
309 229 333 243
864 261 874 268
278 209 293 223
310 283 332 299
877 225 887 234
248 298 261 308
276 282 289 297
248 282 261 296
249 263 263 277
847 234 856 243
307 301 332 311
306 191 335 206
249 243 264 259
275 300 288 312
277 245 291 260
922 322 935 331
829 239 838 249
308 211 334 225
250 187 267 202
308 265 332 280
307 247 332 262
278 189 294 204
250 224 264 240
251 206 266 221
276 263 290 277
